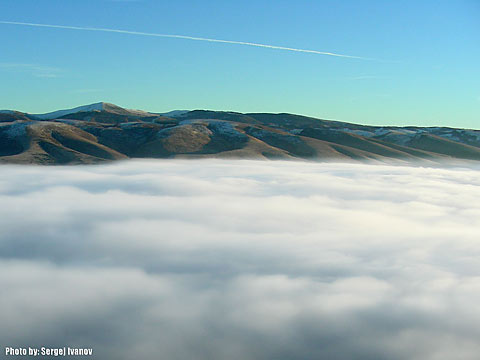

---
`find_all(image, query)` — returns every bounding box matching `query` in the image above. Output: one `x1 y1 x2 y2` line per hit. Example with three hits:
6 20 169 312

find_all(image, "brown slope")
298 128 441 161
0 122 126 164
406 134 480 160
0 112 31 122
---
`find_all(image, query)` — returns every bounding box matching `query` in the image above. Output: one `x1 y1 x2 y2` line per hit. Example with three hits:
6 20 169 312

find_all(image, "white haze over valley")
1 160 480 360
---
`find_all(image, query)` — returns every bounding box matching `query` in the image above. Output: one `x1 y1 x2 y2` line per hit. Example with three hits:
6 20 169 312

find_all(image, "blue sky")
0 0 478 128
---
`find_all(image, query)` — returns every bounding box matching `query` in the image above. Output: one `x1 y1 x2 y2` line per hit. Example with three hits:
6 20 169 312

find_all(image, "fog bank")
1 160 480 360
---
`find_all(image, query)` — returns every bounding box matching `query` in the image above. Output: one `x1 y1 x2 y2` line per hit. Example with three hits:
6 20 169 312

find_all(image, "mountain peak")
33 102 107 120
31 102 154 120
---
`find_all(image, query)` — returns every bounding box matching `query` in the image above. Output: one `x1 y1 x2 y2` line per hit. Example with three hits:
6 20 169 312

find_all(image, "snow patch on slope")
431 129 480 145
33 103 106 120
207 120 245 139
160 110 190 117
341 128 376 137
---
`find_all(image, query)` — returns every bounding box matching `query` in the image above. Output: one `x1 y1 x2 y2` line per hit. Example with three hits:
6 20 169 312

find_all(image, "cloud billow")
1 160 480 360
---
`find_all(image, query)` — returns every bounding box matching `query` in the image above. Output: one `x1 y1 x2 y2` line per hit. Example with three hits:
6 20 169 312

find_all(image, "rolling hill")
1 102 479 164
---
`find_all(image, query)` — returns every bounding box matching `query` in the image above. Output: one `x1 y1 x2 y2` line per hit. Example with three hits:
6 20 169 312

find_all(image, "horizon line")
2 100 477 130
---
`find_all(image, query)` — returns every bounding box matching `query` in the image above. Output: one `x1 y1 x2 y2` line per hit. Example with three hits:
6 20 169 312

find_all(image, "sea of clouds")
1 160 480 360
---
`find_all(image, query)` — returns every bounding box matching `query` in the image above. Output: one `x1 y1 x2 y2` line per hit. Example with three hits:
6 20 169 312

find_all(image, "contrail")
0 20 369 60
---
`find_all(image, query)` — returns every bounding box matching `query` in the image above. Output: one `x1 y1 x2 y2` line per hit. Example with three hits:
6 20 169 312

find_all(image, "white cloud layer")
1 160 480 360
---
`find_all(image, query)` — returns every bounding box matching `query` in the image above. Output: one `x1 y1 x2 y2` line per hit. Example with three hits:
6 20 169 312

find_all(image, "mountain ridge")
1 102 479 165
